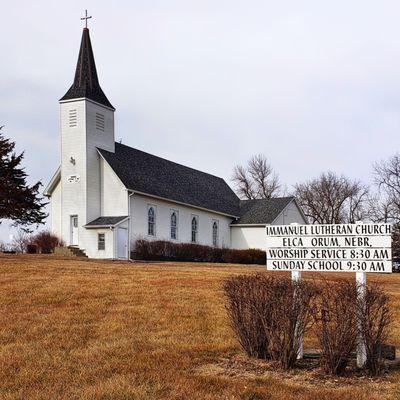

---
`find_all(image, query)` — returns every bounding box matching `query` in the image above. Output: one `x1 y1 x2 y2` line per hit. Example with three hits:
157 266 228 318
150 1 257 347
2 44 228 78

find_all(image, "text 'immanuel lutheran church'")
44 26 306 259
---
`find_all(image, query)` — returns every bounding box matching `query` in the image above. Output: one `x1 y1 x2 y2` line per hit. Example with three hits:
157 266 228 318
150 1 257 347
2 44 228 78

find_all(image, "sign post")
289 223 303 359
356 270 367 367
266 222 392 365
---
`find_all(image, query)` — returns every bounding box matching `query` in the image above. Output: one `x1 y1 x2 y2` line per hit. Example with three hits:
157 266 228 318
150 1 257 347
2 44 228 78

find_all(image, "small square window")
98 233 105 250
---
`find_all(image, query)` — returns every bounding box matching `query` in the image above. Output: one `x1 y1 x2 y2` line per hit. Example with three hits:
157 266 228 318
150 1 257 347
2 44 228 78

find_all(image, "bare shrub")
31 231 64 254
267 277 316 369
312 280 358 375
224 274 316 369
132 239 266 264
223 274 271 359
359 284 392 375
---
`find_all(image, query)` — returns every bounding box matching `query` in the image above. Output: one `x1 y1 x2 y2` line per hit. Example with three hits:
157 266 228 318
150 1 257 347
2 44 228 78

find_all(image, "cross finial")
81 10 92 29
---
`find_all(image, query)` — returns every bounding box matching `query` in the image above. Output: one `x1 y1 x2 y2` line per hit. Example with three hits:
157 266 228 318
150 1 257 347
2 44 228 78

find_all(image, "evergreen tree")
0 126 46 229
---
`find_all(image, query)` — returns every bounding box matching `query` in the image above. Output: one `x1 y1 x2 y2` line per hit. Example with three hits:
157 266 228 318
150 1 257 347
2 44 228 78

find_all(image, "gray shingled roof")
99 143 240 216
60 28 114 110
85 216 128 227
232 197 295 225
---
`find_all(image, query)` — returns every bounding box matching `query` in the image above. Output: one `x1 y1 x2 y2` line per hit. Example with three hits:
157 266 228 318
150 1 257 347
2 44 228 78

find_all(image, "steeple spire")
60 28 114 110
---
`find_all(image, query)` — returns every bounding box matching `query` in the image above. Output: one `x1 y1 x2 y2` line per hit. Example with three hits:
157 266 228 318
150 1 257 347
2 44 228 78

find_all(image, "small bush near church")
312 280 359 375
224 274 272 359
30 231 64 254
224 274 316 369
131 239 266 264
359 284 392 375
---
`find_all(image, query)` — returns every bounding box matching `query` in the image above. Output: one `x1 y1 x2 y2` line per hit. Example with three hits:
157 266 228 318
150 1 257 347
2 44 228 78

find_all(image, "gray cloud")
1 0 400 240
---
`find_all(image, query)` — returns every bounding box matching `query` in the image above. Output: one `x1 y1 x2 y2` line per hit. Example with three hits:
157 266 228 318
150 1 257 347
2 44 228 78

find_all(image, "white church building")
44 27 307 259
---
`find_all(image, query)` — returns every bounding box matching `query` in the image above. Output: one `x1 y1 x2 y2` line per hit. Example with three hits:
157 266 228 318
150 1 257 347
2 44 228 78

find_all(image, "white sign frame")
266 222 392 367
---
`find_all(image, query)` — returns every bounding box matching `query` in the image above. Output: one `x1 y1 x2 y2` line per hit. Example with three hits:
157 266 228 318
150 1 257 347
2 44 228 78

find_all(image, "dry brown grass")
1 254 400 400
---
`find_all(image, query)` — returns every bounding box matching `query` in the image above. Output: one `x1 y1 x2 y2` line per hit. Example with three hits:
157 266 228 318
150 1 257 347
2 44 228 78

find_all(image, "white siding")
230 226 267 250
84 228 114 258
101 158 128 216
85 101 115 223
129 193 232 248
50 178 62 239
59 98 115 254
60 100 87 246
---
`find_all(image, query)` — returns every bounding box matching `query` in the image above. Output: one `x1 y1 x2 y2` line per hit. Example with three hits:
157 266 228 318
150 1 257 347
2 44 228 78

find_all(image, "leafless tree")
371 155 400 259
372 154 400 224
11 229 31 253
232 155 280 199
294 172 369 224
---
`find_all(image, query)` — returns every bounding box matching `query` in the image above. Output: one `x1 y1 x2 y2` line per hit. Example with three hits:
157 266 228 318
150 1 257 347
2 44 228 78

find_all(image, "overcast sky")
1 0 400 241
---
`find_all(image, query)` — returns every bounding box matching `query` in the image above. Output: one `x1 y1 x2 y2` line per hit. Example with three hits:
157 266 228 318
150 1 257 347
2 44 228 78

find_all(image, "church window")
96 113 105 131
170 211 178 240
69 109 77 127
212 220 219 247
148 206 156 236
191 216 198 243
98 233 105 250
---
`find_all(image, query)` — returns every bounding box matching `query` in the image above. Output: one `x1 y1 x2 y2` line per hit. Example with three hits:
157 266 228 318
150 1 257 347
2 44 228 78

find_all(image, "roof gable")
233 197 295 225
99 143 240 216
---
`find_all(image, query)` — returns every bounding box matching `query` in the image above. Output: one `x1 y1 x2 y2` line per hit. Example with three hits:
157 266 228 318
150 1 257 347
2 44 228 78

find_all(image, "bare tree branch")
294 172 368 224
232 155 280 199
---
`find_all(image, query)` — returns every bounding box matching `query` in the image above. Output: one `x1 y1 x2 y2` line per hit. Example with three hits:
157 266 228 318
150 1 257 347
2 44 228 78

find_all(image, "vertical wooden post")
290 223 303 359
355 220 367 368
356 271 367 368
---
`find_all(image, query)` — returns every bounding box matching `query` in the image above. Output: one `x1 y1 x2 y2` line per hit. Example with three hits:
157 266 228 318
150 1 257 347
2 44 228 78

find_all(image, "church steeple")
60 28 114 110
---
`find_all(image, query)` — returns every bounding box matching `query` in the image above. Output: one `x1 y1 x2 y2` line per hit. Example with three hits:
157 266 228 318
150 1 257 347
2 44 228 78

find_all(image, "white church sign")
266 223 392 273
266 222 392 368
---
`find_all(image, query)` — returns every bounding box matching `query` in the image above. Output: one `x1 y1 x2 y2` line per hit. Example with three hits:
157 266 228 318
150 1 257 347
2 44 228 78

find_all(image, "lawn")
1 254 400 400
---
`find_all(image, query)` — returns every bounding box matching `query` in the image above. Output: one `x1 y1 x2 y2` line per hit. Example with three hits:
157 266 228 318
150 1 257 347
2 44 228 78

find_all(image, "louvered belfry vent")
96 113 105 131
69 109 77 127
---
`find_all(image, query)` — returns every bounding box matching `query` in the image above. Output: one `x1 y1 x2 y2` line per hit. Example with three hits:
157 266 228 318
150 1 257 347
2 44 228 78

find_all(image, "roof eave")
230 223 268 227
44 166 61 196
84 216 130 229
59 97 115 111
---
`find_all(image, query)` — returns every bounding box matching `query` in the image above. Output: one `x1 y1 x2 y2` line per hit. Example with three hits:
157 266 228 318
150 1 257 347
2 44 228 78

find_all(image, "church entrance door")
70 215 79 246
117 227 128 259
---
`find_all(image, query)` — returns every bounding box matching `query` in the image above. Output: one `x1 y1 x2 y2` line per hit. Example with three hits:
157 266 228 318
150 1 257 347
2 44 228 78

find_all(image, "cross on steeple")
81 10 92 29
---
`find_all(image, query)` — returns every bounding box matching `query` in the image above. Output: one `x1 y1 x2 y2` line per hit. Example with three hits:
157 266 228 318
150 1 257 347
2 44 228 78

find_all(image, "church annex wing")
98 142 241 217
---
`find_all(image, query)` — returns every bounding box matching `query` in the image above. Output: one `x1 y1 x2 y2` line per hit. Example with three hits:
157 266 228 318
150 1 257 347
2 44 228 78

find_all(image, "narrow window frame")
212 220 219 247
147 205 156 237
98 233 105 251
191 215 199 243
170 209 179 240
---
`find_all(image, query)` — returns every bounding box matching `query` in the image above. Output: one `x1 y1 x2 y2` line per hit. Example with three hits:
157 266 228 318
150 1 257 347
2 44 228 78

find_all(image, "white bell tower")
58 25 115 248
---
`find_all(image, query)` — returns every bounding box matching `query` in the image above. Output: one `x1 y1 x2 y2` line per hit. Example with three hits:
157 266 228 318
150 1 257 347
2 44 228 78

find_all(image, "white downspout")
128 191 134 260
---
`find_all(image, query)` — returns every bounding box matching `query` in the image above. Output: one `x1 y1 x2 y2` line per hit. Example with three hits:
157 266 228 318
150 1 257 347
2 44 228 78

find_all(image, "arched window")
170 211 178 240
148 206 155 236
191 216 198 243
212 221 218 247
